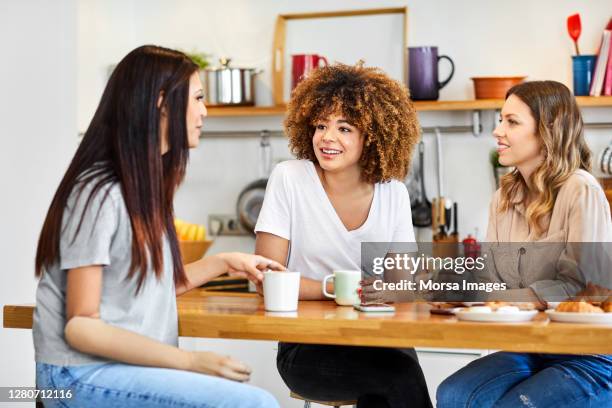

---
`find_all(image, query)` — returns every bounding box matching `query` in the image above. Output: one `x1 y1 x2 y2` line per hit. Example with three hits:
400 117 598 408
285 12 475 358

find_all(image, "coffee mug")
572 55 596 96
408 46 455 100
263 271 300 312
291 54 329 90
322 270 361 306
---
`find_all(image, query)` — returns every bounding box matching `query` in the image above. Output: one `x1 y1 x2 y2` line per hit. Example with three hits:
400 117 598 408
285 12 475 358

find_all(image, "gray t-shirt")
33 179 178 366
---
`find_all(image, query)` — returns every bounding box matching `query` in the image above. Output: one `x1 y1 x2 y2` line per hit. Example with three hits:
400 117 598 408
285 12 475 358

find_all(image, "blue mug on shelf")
572 55 596 96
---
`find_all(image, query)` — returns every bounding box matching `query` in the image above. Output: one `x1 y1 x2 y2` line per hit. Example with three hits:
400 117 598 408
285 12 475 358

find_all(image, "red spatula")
567 13 582 55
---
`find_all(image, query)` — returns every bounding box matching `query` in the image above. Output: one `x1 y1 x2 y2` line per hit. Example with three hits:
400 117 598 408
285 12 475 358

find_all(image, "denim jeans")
277 343 432 408
436 352 612 408
36 362 279 408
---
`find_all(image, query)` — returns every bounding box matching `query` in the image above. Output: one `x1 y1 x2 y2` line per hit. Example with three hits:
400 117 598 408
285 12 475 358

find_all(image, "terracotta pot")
471 76 526 99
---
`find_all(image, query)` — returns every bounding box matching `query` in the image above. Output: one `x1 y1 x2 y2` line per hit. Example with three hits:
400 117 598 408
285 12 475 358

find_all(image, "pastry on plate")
602 296 612 313
497 305 520 313
485 301 536 311
555 301 604 313
513 302 537 311
484 301 508 311
467 306 492 313
573 282 612 305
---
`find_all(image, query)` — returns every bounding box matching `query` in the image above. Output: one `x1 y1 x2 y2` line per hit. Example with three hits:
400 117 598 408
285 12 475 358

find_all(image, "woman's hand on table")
359 276 394 304
186 351 252 382
217 252 285 285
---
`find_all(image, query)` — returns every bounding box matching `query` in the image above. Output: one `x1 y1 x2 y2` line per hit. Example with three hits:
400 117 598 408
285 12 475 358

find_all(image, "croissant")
556 301 604 313
485 301 536 311
602 296 612 313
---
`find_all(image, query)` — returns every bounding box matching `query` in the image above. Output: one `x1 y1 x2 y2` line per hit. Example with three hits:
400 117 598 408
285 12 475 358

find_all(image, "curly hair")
284 63 420 183
499 80 591 237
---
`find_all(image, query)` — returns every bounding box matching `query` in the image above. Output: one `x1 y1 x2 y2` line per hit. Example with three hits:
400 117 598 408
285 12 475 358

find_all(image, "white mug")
322 270 361 306
263 271 300 312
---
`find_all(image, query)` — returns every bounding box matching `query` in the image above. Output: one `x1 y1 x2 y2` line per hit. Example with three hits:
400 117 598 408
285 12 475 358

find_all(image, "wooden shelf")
207 105 286 117
575 96 612 107
413 99 504 111
206 96 612 117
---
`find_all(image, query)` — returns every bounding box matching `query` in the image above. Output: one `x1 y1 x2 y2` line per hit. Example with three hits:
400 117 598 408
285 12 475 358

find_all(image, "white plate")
455 309 538 322
545 309 612 325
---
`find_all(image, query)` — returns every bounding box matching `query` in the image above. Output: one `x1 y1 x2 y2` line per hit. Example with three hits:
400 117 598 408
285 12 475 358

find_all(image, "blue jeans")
36 362 279 408
436 352 612 408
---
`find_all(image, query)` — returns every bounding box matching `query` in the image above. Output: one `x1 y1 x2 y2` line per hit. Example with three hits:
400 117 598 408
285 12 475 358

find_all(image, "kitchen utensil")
201 57 261 106
432 128 447 239
291 54 328 90
444 199 452 231
597 144 612 175
567 13 582 55
406 152 421 208
471 77 526 99
236 131 272 234
412 141 432 227
450 202 459 240
408 46 455 100
433 197 446 240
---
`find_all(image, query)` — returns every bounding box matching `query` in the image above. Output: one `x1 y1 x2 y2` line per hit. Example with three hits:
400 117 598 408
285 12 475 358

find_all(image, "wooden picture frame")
271 7 409 106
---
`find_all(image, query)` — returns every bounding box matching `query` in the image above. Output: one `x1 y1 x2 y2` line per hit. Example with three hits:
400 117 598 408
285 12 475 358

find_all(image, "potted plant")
490 148 513 189
186 51 211 70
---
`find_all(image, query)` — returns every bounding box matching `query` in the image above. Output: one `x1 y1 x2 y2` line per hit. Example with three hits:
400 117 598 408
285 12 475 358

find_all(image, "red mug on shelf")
291 54 329 90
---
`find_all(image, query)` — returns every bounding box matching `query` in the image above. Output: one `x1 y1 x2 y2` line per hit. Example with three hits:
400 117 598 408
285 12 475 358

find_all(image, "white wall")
0 0 78 403
74 0 612 245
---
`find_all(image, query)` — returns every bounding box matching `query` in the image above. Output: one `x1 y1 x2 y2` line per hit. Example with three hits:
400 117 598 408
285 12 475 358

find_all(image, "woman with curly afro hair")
254 63 431 408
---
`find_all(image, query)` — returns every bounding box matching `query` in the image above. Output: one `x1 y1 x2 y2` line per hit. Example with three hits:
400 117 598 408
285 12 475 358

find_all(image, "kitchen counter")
4 290 611 354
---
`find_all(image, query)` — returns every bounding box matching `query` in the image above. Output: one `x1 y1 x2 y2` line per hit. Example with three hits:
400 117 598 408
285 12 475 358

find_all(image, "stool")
290 391 356 408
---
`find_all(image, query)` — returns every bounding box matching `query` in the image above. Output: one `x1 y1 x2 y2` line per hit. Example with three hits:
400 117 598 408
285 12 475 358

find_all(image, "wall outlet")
208 214 251 236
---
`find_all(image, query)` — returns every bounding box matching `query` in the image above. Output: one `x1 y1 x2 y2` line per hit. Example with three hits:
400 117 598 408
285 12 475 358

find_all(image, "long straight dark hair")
35 45 197 292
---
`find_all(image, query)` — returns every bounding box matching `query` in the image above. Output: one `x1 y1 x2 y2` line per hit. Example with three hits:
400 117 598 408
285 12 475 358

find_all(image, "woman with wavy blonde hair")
437 81 611 408
498 80 592 239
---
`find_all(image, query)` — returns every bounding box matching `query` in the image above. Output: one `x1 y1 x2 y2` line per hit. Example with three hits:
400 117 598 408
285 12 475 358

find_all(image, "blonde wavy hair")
499 81 591 237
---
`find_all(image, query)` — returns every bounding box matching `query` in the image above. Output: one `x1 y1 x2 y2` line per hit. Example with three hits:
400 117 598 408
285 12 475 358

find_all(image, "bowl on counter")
179 240 214 263
471 76 526 99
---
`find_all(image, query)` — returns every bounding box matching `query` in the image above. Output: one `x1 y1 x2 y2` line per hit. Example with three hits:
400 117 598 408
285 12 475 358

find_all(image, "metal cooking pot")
201 58 261 106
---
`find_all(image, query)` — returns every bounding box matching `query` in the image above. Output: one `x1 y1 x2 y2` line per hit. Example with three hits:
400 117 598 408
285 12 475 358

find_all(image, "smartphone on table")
354 303 396 313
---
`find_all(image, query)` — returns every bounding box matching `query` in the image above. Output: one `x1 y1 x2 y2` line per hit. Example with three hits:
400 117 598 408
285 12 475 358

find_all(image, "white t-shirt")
255 160 416 281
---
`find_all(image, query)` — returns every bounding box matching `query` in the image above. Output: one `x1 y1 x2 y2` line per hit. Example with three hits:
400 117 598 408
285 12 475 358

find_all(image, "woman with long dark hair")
33 45 282 408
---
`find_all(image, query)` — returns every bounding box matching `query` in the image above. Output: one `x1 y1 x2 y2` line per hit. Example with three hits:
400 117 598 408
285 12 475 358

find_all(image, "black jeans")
277 343 432 408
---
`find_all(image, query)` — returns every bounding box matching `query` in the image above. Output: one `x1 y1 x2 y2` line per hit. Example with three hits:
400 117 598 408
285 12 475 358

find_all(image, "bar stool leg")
303 401 311 408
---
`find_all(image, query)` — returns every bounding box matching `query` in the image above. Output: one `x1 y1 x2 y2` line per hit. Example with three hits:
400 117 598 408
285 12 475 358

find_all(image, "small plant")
490 148 506 168
185 51 211 70
490 148 513 189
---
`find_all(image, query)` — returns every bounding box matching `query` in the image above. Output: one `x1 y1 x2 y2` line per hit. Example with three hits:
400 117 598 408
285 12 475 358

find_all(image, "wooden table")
4 289 612 354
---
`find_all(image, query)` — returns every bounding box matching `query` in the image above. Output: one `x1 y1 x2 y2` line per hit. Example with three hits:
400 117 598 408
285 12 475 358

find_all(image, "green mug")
322 270 361 306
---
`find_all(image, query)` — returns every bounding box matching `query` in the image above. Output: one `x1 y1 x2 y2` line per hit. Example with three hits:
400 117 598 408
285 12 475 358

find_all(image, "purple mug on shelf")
408 46 455 101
